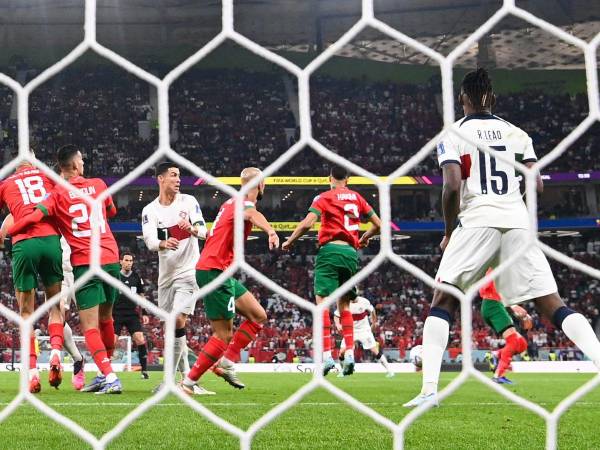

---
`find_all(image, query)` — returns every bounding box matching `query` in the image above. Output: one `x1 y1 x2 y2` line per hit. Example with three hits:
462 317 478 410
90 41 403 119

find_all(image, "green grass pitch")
0 371 598 449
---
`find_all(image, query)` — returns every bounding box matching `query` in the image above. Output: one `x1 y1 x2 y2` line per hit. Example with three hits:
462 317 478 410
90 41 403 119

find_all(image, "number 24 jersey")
437 114 537 230
38 176 119 266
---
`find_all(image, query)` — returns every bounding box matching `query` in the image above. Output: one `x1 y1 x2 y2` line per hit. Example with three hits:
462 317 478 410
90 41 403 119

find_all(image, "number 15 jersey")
309 187 374 248
38 176 119 266
437 113 537 230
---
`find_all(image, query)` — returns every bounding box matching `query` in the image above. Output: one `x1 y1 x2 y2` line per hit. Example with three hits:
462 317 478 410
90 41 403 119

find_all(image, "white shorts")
340 329 378 351
436 227 557 306
61 271 76 310
158 277 198 317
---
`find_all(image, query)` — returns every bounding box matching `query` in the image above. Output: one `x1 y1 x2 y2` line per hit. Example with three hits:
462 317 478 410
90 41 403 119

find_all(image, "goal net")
0 0 598 449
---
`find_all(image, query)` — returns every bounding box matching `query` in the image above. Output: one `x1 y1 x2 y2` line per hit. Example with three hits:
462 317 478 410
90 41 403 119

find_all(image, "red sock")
84 328 113 376
323 310 332 353
224 321 262 363
188 336 227 382
496 333 528 377
48 323 64 351
340 310 354 351
99 319 115 358
29 335 37 369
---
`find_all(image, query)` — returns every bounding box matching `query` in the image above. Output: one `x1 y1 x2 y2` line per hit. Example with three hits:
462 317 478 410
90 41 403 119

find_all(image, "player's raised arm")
281 211 318 251
244 206 279 250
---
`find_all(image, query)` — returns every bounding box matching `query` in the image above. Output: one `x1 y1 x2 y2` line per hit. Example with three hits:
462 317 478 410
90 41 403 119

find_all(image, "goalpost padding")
0 0 598 449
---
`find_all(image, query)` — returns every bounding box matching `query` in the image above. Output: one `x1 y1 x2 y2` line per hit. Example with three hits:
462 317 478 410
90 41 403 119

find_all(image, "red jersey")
197 198 254 271
309 187 374 248
0 166 59 244
479 268 501 301
38 176 119 266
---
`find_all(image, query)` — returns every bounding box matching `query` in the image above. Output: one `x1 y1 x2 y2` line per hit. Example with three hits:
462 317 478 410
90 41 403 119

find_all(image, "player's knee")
253 308 267 324
515 334 528 353
552 306 576 330
375 349 383 359
428 306 453 326
215 330 233 343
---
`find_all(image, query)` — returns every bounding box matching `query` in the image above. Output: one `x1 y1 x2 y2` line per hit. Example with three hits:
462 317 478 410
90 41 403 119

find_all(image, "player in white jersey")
334 296 394 378
142 162 212 395
1 216 85 390
404 68 600 408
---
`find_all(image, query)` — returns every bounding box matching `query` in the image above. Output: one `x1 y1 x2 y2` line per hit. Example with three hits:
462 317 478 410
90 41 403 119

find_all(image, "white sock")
63 323 83 362
105 372 117 383
421 316 449 396
323 350 332 360
178 337 190 373
50 348 61 360
173 336 184 375
345 349 354 359
379 353 392 373
183 375 195 387
561 313 600 366
29 368 39 379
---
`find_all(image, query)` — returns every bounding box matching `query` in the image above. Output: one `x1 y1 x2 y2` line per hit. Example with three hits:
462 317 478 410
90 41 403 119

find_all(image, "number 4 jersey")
37 176 119 266
0 166 60 244
437 113 537 229
309 187 374 248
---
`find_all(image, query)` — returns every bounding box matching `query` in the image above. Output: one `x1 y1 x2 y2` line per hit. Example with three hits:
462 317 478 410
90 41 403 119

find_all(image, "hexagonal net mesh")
0 0 599 449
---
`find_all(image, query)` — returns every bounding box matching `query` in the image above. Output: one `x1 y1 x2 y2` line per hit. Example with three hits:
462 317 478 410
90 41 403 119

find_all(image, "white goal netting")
0 0 599 449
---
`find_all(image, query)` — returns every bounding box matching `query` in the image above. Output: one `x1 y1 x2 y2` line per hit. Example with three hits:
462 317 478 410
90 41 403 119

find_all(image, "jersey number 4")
478 146 508 195
15 176 47 205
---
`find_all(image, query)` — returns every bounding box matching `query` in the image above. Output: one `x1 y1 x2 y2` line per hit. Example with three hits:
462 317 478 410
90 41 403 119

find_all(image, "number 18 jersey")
437 113 537 230
309 187 374 248
38 176 119 266
0 166 59 244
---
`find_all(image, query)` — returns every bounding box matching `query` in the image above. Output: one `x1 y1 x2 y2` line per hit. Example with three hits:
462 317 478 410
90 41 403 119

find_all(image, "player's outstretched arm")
282 212 318 251
8 208 44 236
244 208 279 250
440 162 462 250
358 213 381 248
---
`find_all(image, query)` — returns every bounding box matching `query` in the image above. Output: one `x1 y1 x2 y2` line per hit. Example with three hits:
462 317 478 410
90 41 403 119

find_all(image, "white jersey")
436 113 537 229
141 193 206 287
334 296 374 334
61 236 72 274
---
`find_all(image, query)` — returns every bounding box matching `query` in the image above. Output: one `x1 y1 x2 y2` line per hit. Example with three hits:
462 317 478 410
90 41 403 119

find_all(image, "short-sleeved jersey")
141 193 205 287
38 176 119 266
479 267 501 301
0 166 59 244
197 198 254 271
309 188 374 248
114 270 145 315
334 296 374 333
437 114 536 229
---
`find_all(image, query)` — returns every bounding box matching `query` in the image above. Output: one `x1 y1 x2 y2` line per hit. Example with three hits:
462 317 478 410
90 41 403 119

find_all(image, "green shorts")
314 243 358 299
72 263 121 310
196 269 248 321
481 299 514 334
11 235 63 292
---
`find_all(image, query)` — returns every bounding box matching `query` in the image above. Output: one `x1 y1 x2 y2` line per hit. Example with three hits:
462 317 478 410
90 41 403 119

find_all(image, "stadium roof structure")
0 0 598 70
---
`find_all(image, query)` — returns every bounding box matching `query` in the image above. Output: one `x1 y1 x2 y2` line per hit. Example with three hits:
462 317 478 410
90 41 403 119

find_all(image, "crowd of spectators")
0 234 597 364
1 67 599 179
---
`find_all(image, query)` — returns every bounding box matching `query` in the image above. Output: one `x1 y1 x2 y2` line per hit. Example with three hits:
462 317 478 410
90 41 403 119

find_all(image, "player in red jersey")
479 268 531 384
181 167 279 393
9 145 122 394
282 165 381 376
0 152 65 393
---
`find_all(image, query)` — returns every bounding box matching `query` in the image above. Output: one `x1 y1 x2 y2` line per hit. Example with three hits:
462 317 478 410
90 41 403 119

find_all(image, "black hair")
57 144 80 169
460 67 494 110
330 165 349 181
155 162 179 177
120 252 134 260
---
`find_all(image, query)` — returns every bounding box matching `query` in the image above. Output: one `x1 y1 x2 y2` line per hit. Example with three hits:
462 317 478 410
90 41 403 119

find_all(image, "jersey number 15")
478 146 509 195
